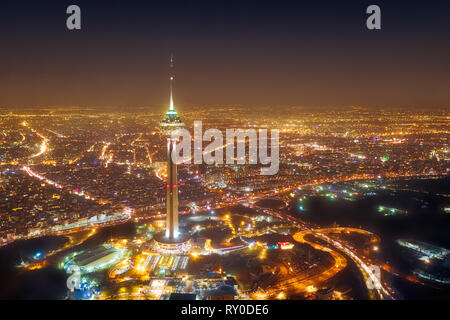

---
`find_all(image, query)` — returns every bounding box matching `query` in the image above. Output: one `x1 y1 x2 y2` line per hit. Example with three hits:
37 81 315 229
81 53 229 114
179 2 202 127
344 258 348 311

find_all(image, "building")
168 293 198 300
63 245 123 273
154 55 191 253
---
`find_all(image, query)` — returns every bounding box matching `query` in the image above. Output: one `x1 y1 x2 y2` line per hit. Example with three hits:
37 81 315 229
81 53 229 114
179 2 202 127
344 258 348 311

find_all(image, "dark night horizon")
0 0 449 109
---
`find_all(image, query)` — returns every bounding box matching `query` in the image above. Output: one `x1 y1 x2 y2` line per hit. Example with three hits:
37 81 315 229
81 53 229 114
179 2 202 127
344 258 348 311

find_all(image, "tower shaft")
165 138 179 239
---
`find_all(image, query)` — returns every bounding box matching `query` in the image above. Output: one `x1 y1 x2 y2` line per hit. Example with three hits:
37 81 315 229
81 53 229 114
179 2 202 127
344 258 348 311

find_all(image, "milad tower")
155 55 191 253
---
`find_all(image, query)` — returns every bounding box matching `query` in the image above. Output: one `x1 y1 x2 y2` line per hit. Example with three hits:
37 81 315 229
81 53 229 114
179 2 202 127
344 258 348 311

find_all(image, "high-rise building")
154 56 192 255
159 55 184 240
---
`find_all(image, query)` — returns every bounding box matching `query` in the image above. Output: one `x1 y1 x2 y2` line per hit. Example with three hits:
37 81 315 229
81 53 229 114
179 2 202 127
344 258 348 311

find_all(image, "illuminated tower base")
153 231 192 255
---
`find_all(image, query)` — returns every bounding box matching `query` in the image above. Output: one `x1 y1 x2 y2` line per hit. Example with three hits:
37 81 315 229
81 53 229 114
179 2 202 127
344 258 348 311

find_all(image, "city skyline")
0 0 449 303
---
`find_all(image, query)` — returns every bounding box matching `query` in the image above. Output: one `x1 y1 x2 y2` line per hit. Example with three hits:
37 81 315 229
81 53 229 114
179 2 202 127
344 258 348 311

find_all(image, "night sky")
0 0 449 110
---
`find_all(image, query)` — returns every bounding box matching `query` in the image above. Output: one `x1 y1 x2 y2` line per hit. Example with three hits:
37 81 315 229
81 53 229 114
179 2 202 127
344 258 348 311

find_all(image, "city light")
0 2 448 303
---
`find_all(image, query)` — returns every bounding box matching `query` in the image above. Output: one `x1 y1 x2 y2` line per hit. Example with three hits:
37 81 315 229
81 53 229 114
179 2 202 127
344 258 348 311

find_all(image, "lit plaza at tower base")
153 231 192 255
154 55 191 255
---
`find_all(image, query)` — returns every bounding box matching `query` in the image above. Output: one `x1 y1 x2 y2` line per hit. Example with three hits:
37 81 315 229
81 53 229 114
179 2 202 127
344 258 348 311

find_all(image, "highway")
249 199 394 300
293 229 393 300
255 230 348 299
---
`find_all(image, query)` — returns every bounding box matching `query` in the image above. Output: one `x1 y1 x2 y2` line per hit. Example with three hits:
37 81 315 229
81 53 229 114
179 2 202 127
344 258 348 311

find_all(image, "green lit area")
165 110 178 116
377 206 407 216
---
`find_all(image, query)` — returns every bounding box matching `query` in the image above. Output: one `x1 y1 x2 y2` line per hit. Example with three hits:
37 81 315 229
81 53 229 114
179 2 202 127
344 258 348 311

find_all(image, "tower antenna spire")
169 54 175 111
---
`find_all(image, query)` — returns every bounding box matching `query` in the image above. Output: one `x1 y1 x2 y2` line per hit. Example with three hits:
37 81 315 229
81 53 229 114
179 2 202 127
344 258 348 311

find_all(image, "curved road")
293 228 393 300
